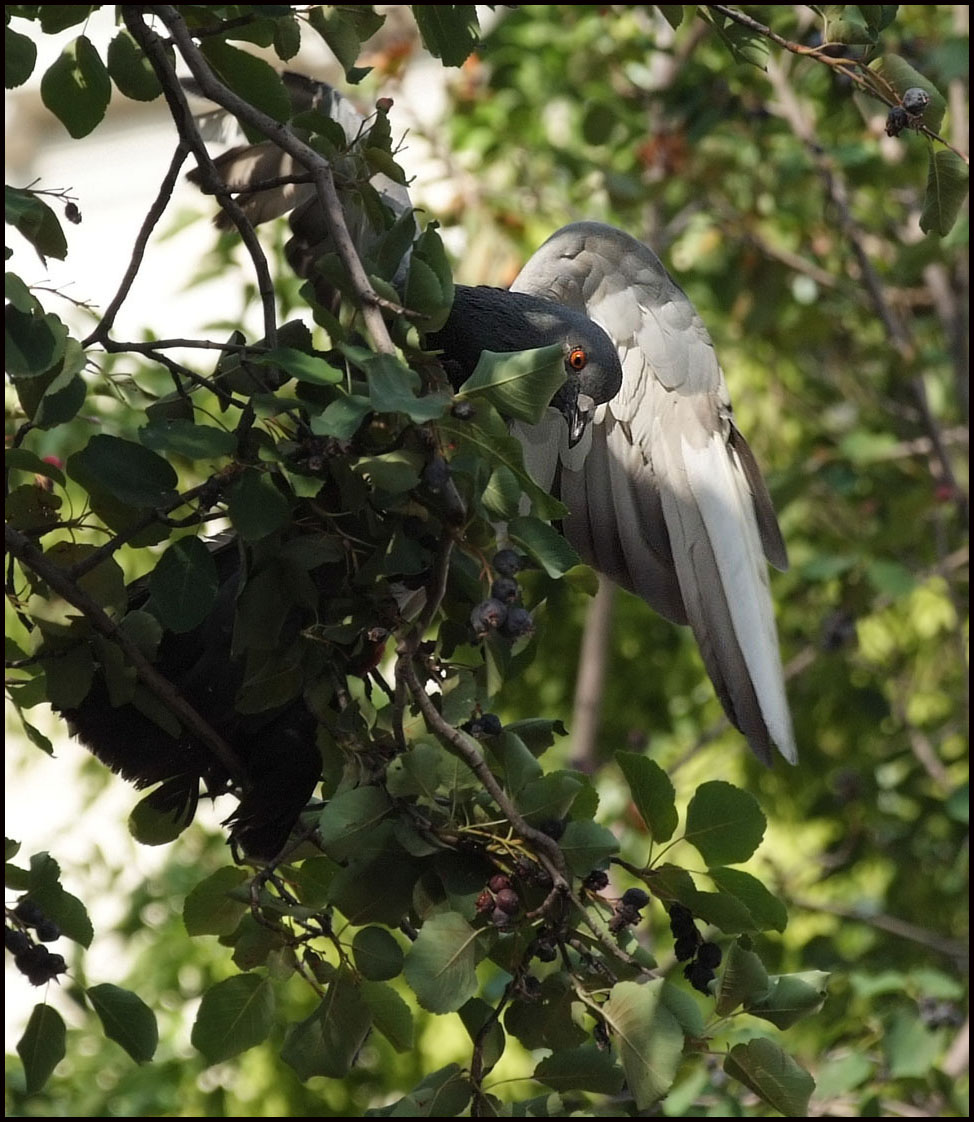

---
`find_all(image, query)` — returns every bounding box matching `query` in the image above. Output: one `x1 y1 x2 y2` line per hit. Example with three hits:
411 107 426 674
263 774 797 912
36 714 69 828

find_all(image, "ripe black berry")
697 942 722 970
492 549 523 577
621 888 649 911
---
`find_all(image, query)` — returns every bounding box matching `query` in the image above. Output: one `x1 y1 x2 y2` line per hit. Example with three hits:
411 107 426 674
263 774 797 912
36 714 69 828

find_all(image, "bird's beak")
559 386 595 448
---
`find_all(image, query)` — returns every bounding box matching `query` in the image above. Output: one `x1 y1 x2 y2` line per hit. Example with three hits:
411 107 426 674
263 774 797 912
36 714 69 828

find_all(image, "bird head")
428 285 623 446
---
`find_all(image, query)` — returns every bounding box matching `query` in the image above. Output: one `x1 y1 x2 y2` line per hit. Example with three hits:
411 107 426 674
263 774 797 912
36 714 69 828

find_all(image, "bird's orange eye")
568 347 587 371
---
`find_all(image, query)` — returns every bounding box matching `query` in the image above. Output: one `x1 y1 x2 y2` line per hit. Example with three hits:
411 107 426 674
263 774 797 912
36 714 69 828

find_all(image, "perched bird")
511 223 795 764
192 75 796 765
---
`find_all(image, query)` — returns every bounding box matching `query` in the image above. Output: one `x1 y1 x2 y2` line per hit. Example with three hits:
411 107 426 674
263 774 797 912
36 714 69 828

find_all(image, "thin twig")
122 7 278 348
83 141 191 348
150 4 397 356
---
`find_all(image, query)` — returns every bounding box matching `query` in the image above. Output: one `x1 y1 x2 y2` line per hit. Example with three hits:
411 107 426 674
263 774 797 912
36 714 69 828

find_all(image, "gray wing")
512 221 796 765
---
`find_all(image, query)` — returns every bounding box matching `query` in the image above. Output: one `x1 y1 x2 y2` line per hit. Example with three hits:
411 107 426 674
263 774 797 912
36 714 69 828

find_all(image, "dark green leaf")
106 29 164 101
40 36 112 139
310 394 372 438
707 867 788 933
615 752 678 843
5 187 68 263
147 536 219 634
191 974 275 1064
281 975 373 1079
723 1037 815 1116
39 5 95 33
249 346 344 386
366 353 451 421
4 304 68 377
198 39 291 139
5 448 66 487
457 345 566 427
534 1043 625 1095
5 24 38 88
558 818 619 876
412 5 481 67
226 468 290 541
352 926 404 981
315 787 392 861
17 1004 66 1094
67 434 178 509
138 418 236 460
87 984 159 1063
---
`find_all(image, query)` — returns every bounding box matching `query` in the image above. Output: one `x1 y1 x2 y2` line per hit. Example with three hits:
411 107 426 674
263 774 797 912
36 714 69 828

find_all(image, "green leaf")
191 974 276 1064
869 55 947 134
40 36 112 139
352 926 404 981
438 412 567 522
506 515 581 578
366 353 451 422
412 5 481 67
533 1042 625 1095
226 468 290 541
23 854 93 947
67 434 178 509
354 983 412 1056
748 970 830 1029
106 29 164 101
920 149 969 236
310 394 373 438
818 4 877 45
5 24 38 88
183 866 250 936
615 751 678 843
558 818 619 876
352 449 425 493
5 448 66 487
17 1004 66 1094
457 345 567 427
5 188 68 263
198 39 291 139
4 304 69 376
138 418 237 460
146 536 219 634
602 979 684 1109
39 5 96 33
684 781 766 866
129 781 196 847
516 771 584 824
403 912 481 1013
714 936 771 1017
307 7 369 81
315 787 392 861
87 983 159 1063
282 975 373 1079
723 1037 815 1117
249 346 344 386
707 867 788 933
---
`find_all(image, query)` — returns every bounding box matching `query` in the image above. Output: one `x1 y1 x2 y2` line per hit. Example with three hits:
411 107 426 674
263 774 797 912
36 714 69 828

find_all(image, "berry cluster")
669 903 722 994
476 873 521 929
609 887 650 933
469 550 534 642
6 897 67 987
886 86 932 137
